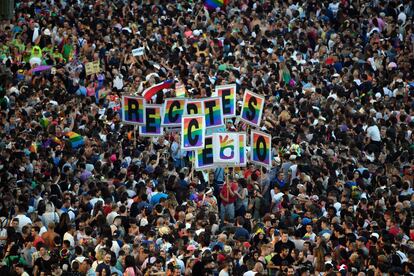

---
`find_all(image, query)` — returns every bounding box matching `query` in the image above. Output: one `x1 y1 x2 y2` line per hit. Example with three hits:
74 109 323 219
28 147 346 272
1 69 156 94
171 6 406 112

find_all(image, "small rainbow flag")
66 131 84 149
204 0 227 10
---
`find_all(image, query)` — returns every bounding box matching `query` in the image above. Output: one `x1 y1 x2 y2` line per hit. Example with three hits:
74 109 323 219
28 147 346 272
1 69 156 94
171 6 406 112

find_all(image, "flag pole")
134 126 137 147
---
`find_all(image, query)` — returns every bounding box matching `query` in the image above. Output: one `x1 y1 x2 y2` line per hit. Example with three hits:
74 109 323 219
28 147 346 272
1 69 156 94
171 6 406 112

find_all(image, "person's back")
41 223 59 249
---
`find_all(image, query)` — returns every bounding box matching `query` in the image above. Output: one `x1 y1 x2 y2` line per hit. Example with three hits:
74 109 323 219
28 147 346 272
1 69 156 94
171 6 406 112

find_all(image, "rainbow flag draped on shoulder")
204 0 228 10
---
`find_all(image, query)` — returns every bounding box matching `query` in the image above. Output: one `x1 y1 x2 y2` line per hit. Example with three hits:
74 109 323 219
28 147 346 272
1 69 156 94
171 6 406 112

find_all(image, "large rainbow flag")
204 0 227 10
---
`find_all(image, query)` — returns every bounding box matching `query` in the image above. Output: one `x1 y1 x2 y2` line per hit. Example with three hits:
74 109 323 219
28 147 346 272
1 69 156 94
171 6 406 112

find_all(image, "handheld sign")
132 47 145 56
195 136 214 170
181 115 205 150
214 84 236 118
162 98 186 127
240 90 265 127
186 100 204 115
238 133 247 167
203 97 224 129
122 96 145 125
139 104 163 136
212 132 239 164
250 130 272 168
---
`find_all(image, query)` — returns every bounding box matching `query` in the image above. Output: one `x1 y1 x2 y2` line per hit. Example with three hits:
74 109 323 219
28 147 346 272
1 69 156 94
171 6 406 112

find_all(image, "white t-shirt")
63 232 75 247
15 214 32 233
367 125 381 142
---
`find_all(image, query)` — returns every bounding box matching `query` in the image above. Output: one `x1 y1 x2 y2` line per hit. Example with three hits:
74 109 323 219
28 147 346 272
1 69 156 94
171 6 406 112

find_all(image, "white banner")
212 133 240 164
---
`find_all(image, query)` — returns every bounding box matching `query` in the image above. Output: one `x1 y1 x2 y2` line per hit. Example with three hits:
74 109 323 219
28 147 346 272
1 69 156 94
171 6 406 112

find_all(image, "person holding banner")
170 134 185 169
219 175 238 224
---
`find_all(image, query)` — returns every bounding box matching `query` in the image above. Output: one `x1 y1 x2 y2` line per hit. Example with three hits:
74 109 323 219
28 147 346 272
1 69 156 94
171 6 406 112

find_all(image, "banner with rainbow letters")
213 84 237 118
195 136 214 170
162 98 187 127
240 90 265 127
139 105 163 137
251 130 272 168
181 115 205 151
212 133 239 164
122 96 145 125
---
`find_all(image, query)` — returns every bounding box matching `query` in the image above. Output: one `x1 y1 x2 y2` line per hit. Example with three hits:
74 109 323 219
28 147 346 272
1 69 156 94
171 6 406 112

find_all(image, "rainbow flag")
204 0 227 10
142 80 174 101
66 131 84 148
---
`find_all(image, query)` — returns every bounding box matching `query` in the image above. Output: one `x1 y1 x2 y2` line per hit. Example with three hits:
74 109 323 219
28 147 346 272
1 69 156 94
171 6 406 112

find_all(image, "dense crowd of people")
0 0 414 275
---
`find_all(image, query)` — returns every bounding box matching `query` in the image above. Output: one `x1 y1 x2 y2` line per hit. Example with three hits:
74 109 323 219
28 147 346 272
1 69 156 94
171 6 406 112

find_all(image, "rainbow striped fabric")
66 131 84 148
204 0 227 10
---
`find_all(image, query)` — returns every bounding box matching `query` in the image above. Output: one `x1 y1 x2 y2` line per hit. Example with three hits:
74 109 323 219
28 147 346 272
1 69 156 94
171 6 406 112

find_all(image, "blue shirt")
150 192 168 206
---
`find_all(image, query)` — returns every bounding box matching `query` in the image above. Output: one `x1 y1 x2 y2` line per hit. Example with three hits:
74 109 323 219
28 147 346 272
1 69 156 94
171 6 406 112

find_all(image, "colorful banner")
214 84 236 118
204 97 224 129
139 105 163 136
186 100 204 115
251 130 272 168
121 96 145 125
181 115 205 150
212 133 239 164
240 90 265 127
162 98 186 127
195 136 214 170
238 133 247 167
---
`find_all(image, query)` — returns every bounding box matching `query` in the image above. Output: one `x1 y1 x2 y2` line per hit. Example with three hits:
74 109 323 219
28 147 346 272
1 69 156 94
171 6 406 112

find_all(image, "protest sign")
238 133 247 167
240 90 265 127
195 136 214 170
121 96 145 125
85 60 100 75
212 133 239 164
214 84 236 118
181 115 205 150
162 98 186 127
132 47 145 56
139 104 163 136
251 130 272 167
204 97 224 129
186 100 204 115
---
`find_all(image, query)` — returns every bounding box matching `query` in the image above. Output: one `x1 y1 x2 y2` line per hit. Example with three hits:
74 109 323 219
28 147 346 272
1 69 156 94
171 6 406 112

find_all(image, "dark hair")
125 255 136 268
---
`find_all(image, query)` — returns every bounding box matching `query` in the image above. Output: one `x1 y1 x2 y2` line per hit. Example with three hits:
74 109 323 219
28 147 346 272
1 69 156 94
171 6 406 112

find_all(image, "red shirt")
220 181 238 205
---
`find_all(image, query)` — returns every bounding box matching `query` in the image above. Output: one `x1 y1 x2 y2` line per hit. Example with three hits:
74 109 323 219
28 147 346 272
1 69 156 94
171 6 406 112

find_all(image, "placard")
162 98 186 127
240 90 265 127
214 84 236 118
132 47 145 56
203 97 224 129
181 115 205 150
139 104 163 136
121 96 145 125
212 133 239 164
251 130 272 167
195 136 215 170
238 133 247 167
85 60 100 75
186 100 204 115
